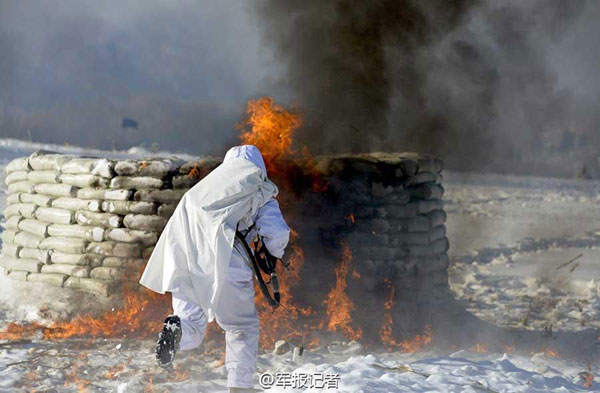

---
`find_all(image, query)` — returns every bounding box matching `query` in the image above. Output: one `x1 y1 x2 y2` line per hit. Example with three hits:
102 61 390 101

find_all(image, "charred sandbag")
36 207 75 224
29 151 74 171
8 181 35 194
17 219 49 238
109 176 163 190
7 193 21 205
123 214 167 232
392 225 447 246
60 174 109 188
406 183 444 200
50 252 104 267
5 215 23 230
20 193 53 207
104 228 158 246
178 158 221 176
19 247 51 264
102 257 145 270
90 266 126 281
27 171 60 184
426 210 447 228
143 246 154 261
134 189 186 204
157 203 176 218
397 237 449 258
52 197 101 212
0 256 42 273
5 203 37 219
402 172 441 187
60 158 114 178
101 200 157 215
5 171 28 185
14 231 44 248
8 271 29 281
34 183 78 198
114 159 183 178
39 237 89 254
75 211 122 228
86 241 143 258
6 156 32 173
65 277 113 296
172 175 200 189
47 224 105 242
42 263 90 278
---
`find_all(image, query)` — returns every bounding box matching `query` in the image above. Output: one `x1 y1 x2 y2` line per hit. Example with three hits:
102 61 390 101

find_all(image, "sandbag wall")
0 151 219 296
303 153 449 341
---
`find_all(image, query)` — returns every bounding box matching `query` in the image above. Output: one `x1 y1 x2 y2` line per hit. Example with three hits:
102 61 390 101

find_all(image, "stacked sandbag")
0 151 219 296
313 153 449 340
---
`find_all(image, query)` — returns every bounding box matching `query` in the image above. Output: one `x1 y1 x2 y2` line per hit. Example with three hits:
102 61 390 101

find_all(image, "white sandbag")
157 204 176 218
47 224 105 242
2 243 22 257
104 228 158 246
35 207 75 224
75 211 122 228
5 171 28 185
101 200 156 215
29 151 74 171
60 174 109 188
114 159 182 178
6 193 21 205
50 251 103 267
104 189 133 201
103 257 145 270
42 263 90 277
39 237 89 254
0 256 42 273
109 176 163 190
60 158 114 178
8 271 29 281
90 266 125 281
77 188 106 200
123 214 167 232
17 219 49 238
4 215 23 230
27 272 68 287
34 183 77 197
65 277 113 296
14 231 43 248
52 197 101 212
134 189 186 204
1 229 17 244
19 247 51 264
6 157 31 173
86 241 142 258
4 203 37 219
20 193 53 207
27 171 60 184
8 181 35 194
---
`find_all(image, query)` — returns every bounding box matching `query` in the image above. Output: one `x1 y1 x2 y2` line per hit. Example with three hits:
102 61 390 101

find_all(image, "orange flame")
323 242 363 341
470 343 488 353
237 97 302 177
380 279 432 352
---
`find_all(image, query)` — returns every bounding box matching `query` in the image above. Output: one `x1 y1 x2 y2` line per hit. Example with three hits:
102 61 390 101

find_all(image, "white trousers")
171 248 259 389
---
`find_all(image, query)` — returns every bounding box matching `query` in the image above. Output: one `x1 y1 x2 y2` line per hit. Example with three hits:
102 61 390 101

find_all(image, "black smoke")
255 0 600 176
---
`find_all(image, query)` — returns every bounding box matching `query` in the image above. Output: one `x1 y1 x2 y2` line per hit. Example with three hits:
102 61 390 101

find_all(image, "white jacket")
139 145 290 321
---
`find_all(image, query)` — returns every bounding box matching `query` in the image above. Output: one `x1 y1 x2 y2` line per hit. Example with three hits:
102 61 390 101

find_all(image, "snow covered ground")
1 139 600 392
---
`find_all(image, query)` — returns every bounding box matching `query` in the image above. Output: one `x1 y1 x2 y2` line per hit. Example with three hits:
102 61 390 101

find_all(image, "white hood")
139 145 278 321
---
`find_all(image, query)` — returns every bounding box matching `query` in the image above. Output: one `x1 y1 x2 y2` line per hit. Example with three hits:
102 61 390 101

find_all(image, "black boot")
155 315 182 368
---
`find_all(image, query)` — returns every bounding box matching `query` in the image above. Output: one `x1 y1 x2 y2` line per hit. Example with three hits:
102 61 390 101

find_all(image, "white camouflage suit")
140 145 290 389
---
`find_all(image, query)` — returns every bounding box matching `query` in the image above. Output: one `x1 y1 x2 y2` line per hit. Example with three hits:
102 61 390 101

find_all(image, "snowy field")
1 139 600 392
